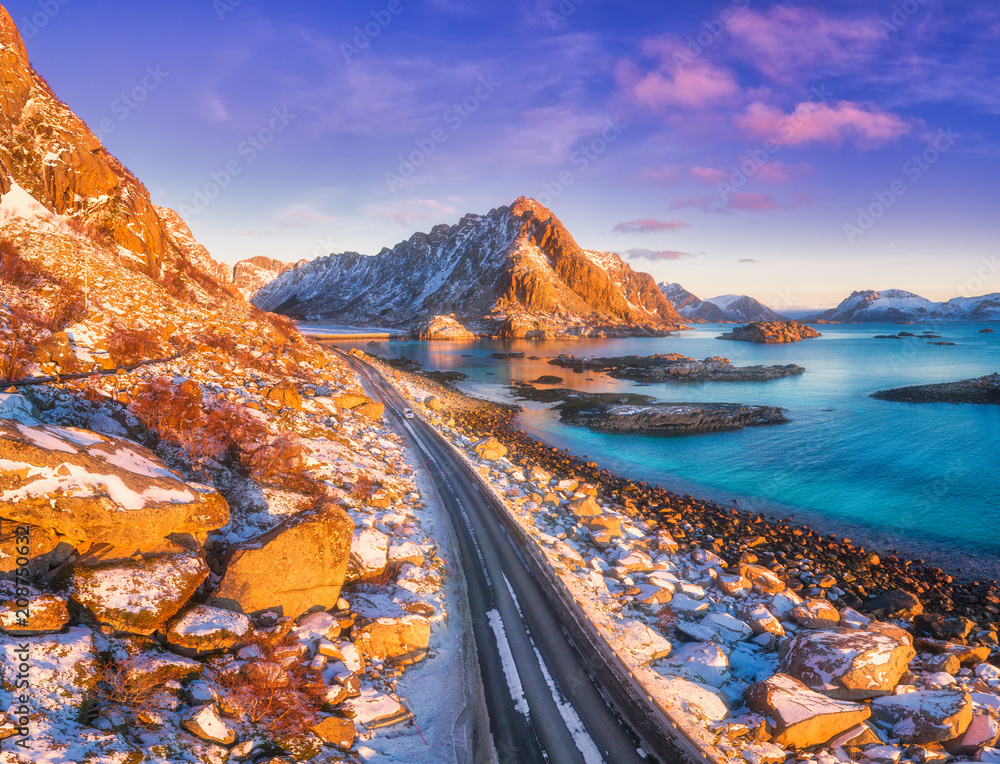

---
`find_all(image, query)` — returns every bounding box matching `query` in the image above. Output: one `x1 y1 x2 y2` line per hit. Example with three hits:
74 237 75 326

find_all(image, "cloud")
670 191 800 214
613 219 689 234
728 192 780 211
624 248 693 261
372 198 458 226
616 37 740 112
738 258 761 264
727 5 883 83
736 100 910 147
690 166 728 183
278 210 337 228
640 165 682 182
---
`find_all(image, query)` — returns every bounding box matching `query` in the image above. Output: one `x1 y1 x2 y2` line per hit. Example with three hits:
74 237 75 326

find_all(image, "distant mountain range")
658 283 787 323
812 290 1000 322
249 197 684 338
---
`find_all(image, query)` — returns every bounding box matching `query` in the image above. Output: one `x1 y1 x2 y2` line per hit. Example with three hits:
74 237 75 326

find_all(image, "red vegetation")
0 236 86 331
105 324 167 367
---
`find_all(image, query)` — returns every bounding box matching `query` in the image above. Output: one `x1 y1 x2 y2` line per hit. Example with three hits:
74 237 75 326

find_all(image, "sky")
6 0 999 308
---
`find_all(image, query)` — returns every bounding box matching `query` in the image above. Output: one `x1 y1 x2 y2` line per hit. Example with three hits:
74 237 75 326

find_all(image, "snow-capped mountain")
251 197 685 337
232 256 294 300
813 290 1000 322
658 283 787 323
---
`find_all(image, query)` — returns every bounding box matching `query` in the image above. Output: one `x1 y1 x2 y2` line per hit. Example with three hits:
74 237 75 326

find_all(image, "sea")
313 323 1000 580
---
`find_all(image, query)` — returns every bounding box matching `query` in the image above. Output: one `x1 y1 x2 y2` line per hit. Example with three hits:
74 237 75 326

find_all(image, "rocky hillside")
251 197 684 338
814 289 1000 322
232 255 293 300
660 282 788 323
719 320 822 343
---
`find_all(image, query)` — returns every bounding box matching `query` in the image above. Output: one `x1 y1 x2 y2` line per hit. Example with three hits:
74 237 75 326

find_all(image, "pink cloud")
736 100 910 148
728 192 780 211
624 248 693 261
739 258 761 264
613 219 689 234
690 166 728 183
670 196 718 213
728 5 883 83
616 38 740 112
671 191 802 214
640 165 682 181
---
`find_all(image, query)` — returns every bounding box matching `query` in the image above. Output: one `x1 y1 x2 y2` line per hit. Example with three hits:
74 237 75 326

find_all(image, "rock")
945 711 1000 754
741 564 786 595
771 590 804 619
165 605 252 656
424 395 444 411
265 385 302 410
0 422 228 561
311 716 357 750
915 637 991 666
355 401 385 421
387 540 425 567
926 653 961 675
417 315 475 341
719 574 751 597
0 523 74 582
746 673 872 748
701 612 754 644
474 437 507 461
671 593 710 615
781 625 915 700
336 394 370 411
615 620 672 663
0 593 69 634
182 703 236 745
342 688 412 729
213 503 354 619
71 554 209 635
346 527 389 580
663 642 729 687
0 627 97 720
826 722 885 748
867 589 923 620
915 614 976 641
742 603 786 636
860 744 905 764
568 495 602 517
353 613 430 666
793 599 842 630
870 690 973 744
718 320 821 344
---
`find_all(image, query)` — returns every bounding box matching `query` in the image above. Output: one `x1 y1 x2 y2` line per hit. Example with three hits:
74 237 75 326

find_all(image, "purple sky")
6 0 999 308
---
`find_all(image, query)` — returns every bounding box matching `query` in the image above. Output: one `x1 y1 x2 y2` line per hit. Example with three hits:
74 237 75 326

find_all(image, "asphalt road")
334 351 696 764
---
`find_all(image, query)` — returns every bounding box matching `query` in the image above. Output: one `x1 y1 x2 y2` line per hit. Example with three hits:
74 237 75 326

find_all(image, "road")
339 351 688 764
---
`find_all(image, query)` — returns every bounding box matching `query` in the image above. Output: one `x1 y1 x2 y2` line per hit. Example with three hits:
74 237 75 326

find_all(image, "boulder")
265 385 302 410
742 603 786 636
72 554 209 635
417 315 475 341
424 395 444 411
781 625 915 700
342 688 412 729
701 612 754 644
663 642 729 687
0 593 69 635
336 394 370 411
915 613 976 641
182 703 236 745
568 496 602 517
946 711 1000 754
615 620 672 663
741 564 786 595
474 437 507 461
311 716 356 751
353 613 430 666
0 422 228 561
746 673 872 748
346 527 390 580
870 690 973 744
867 589 923 620
165 605 252 656
355 401 384 421
793 599 841 630
213 503 354 619
387 540 425 567
0 627 98 721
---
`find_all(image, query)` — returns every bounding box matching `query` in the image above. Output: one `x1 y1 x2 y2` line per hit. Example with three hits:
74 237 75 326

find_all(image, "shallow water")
319 323 1000 578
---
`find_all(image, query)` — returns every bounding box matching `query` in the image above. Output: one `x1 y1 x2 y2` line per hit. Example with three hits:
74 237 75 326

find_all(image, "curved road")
339 351 688 764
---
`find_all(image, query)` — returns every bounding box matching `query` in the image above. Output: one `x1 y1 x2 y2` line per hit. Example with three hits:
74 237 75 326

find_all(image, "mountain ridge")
658 282 787 323
812 289 1000 322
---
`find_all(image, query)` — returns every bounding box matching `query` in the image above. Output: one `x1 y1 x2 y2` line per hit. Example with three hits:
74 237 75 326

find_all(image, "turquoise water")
324 324 1000 577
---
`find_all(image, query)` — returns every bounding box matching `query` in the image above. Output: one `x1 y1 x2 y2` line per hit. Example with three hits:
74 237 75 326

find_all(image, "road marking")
487 609 531 718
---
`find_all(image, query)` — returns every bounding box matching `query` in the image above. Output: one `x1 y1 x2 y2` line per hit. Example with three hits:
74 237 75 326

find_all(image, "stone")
165 605 252 656
746 673 871 748
742 603 786 636
663 641 729 687
342 688 412 729
474 437 507 461
701 612 754 644
771 590 805 619
860 745 904 764
615 620 672 663
182 703 236 745
915 637 991 666
355 402 385 421
793 599 841 630
346 527 389 580
718 574 751 597
71 554 209 635
311 716 357 751
424 395 444 411
916 614 976 641
0 523 74 581
925 653 961 675
0 627 97 720
387 540 424 567
945 711 1000 754
336 394 370 411
781 625 915 700
0 422 228 560
265 386 302 410
826 722 885 748
0 593 69 634
867 589 923 620
870 690 973 744
567 496 602 517
741 564 786 595
213 503 354 619
353 613 430 666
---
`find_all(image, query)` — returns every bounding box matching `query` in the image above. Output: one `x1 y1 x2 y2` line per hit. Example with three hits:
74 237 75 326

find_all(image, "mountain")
813 290 1000 322
249 197 685 338
658 283 787 323
233 255 294 300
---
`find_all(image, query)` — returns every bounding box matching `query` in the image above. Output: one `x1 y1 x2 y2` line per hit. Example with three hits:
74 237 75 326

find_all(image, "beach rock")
0 421 228 561
867 589 924 620
336 393 370 411
870 690 973 744
916 637 991 666
387 539 425 567
353 613 430 666
742 603 786 636
826 722 885 748
568 495 602 517
0 593 69 634
342 688 413 729
915 613 976 641
746 673 872 748
771 590 804 620
794 599 842 630
781 625 915 700
741 564 786 595
417 315 475 340
424 395 444 411
474 437 507 461
182 703 236 745
860 744 905 764
663 641 729 687
213 503 354 619
71 554 209 635
616 620 672 663
165 605 252 656
945 711 1000 754
310 716 357 750
719 574 751 597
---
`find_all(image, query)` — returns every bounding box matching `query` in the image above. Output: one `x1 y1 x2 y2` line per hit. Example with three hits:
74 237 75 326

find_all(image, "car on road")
403 408 414 419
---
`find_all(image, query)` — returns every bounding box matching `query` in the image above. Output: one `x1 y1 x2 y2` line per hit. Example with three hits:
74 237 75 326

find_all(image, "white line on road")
487 608 531 718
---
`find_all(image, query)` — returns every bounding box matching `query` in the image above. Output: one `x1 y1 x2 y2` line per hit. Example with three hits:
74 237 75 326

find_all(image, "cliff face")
0 6 176 275
252 197 684 336
232 256 294 300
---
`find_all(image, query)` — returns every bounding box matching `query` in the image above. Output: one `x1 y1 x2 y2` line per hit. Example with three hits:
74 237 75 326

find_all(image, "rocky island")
872 373 1000 404
718 321 822 344
548 352 805 382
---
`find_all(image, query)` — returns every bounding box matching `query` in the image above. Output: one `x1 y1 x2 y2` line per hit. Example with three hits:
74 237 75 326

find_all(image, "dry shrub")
351 472 377 503
245 432 319 495
213 632 326 735
65 216 115 249
0 237 86 331
93 656 162 727
0 237 47 289
655 605 677 635
346 563 400 596
106 324 167 367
